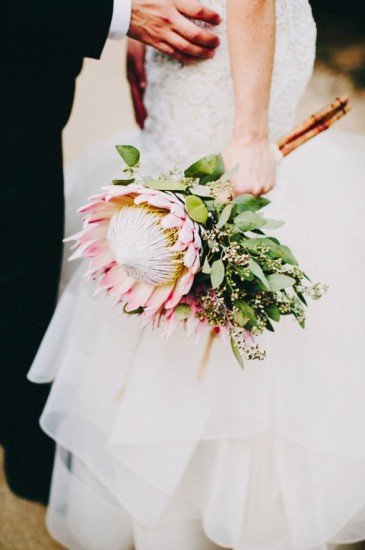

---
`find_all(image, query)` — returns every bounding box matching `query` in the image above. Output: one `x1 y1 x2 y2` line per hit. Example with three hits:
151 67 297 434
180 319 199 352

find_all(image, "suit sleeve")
46 0 115 59
12 0 114 60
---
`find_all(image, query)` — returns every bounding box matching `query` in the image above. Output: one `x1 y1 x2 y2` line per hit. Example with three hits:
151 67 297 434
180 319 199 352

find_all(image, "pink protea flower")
68 184 202 319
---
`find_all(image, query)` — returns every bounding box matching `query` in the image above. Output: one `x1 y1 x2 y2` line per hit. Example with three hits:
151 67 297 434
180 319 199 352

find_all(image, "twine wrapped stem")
276 96 351 157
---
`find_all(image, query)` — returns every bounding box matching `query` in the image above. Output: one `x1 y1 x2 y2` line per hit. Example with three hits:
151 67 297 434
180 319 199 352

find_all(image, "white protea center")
107 205 183 286
73 183 202 315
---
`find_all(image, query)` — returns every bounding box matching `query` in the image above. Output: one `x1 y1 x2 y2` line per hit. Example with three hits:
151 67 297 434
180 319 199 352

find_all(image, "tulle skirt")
28 130 365 549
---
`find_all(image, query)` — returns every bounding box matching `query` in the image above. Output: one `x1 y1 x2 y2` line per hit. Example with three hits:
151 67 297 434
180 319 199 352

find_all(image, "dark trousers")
1 134 65 504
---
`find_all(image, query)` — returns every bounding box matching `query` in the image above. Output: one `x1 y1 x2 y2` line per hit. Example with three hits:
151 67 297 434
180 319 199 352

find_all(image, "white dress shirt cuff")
109 0 132 39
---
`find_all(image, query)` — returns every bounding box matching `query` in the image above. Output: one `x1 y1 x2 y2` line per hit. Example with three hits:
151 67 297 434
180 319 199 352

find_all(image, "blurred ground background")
1 1 364 548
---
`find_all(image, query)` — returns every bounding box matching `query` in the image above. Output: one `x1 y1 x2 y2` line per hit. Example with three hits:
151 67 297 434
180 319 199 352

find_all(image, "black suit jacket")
1 0 113 504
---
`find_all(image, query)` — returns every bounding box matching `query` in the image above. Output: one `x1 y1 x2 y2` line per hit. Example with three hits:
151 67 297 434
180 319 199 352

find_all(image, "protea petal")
160 214 183 229
184 243 196 268
165 271 194 309
70 182 203 338
88 251 114 273
179 223 194 245
144 282 175 313
186 312 201 337
100 265 135 295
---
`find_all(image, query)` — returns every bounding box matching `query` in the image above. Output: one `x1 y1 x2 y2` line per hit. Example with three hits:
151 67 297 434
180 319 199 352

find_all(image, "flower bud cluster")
230 328 266 361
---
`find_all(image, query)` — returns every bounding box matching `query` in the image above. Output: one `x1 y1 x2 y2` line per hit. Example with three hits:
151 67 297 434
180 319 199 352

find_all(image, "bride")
28 0 365 548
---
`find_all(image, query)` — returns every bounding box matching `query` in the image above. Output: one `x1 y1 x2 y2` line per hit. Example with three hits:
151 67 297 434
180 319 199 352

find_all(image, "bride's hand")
222 138 277 198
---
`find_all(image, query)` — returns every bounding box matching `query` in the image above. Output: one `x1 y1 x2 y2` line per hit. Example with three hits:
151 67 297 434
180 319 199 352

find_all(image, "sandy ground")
1 38 365 550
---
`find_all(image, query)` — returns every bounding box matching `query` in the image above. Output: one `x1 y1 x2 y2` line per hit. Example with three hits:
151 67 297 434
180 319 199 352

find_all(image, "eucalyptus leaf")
175 304 191 320
220 164 239 183
266 273 296 291
216 204 233 229
232 194 271 213
235 266 254 281
266 304 281 322
112 178 135 186
202 256 212 274
190 185 213 198
144 180 188 192
279 245 298 266
235 300 258 327
233 309 249 327
211 259 225 289
243 238 283 259
248 259 270 289
264 218 285 230
268 237 281 245
115 145 140 167
185 195 209 223
231 337 244 368
184 154 225 184
234 211 267 232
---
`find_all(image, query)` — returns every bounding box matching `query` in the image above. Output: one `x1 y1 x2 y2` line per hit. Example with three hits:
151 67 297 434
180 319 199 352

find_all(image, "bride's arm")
223 0 276 197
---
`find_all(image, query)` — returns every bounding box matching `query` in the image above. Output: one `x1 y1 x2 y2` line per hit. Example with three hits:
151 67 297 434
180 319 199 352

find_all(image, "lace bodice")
141 0 316 167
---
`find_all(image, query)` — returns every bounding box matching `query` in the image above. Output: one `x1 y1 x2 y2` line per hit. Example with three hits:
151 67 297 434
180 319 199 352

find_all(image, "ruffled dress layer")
28 129 365 550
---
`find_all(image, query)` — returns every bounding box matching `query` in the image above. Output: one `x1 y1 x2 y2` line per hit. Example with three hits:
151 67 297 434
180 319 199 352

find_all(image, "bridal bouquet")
69 97 349 365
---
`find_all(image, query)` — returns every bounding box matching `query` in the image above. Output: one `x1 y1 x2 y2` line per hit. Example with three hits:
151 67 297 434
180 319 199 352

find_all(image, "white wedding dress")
28 0 365 549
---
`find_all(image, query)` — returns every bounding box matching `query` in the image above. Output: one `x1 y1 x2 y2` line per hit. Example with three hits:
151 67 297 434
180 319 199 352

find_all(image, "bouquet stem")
276 96 351 157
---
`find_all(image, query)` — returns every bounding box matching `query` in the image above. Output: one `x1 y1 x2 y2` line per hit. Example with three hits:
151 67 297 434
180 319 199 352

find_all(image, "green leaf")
264 218 285 230
185 195 209 224
235 300 258 327
266 273 296 291
266 304 281 322
190 185 213 198
123 304 144 315
175 304 191 320
202 256 212 274
266 319 275 332
230 337 244 368
235 266 254 281
233 309 249 327
115 145 140 167
295 290 308 306
184 154 225 184
210 259 225 289
243 238 284 259
234 211 267 232
248 259 270 289
144 180 188 192
216 204 232 229
279 245 298 266
232 194 271 213
220 164 239 183
112 178 135 186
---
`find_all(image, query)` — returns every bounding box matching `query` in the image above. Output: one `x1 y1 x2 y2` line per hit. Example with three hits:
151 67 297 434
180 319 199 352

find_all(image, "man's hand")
128 0 221 63
127 39 148 129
